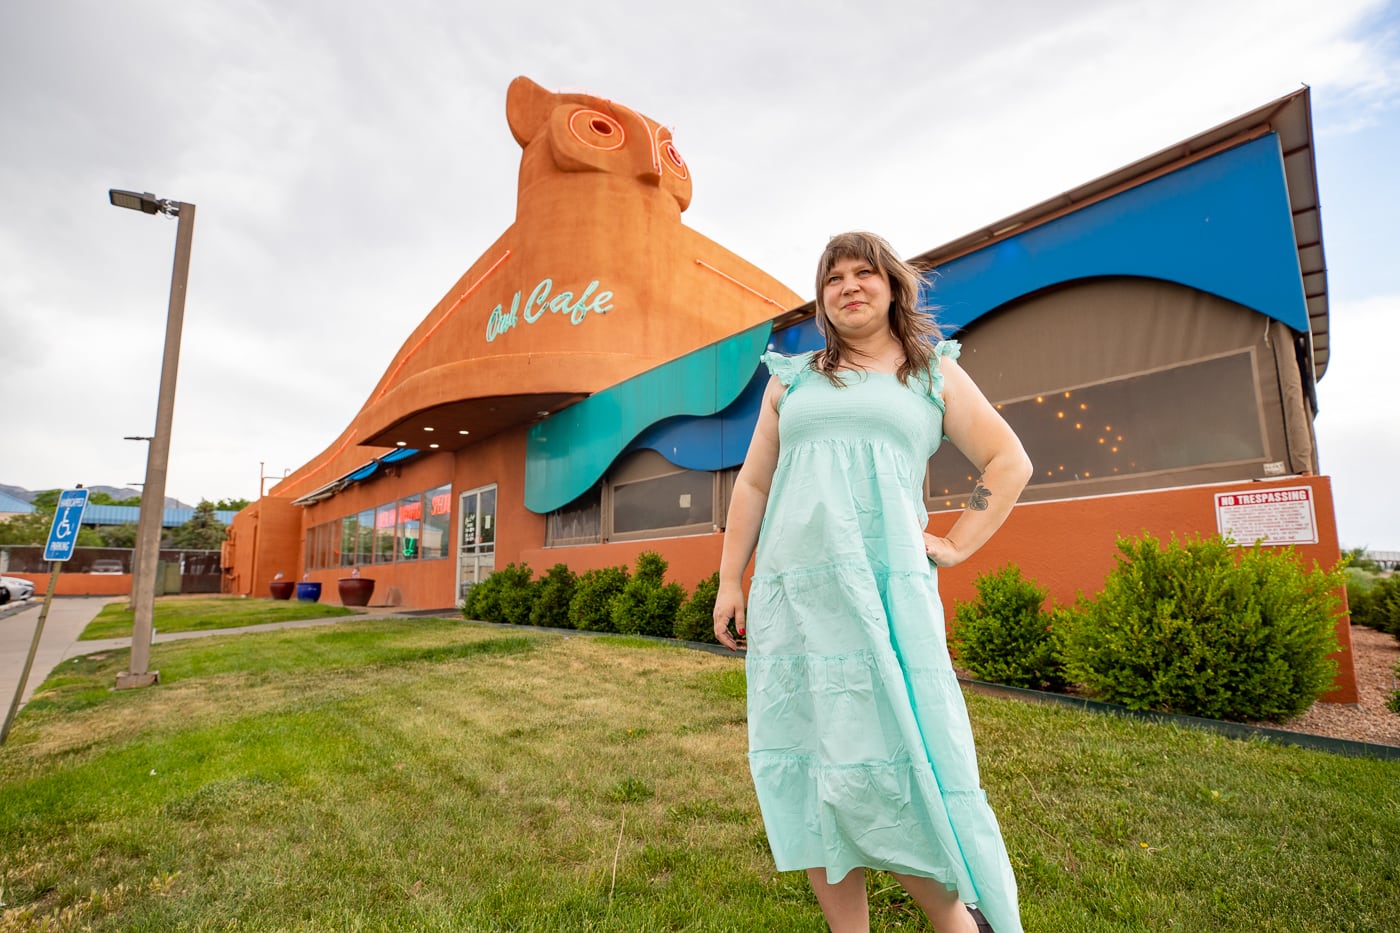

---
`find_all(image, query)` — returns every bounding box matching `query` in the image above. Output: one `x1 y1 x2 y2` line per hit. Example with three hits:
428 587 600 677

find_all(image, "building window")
613 469 714 537
546 487 602 546
927 350 1266 507
304 520 342 570
356 509 374 565
461 486 496 554
398 494 422 561
544 450 726 546
423 484 451 560
374 503 397 563
340 515 358 567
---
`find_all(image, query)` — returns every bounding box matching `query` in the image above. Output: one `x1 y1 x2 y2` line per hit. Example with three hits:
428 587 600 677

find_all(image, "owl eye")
568 109 626 151
659 138 689 179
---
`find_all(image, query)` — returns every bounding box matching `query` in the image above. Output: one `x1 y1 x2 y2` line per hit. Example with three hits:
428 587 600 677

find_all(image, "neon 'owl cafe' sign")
485 277 614 342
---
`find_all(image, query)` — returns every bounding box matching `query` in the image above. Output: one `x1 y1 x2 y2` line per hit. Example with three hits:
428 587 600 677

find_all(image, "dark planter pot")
338 577 376 607
269 580 295 600
295 582 322 602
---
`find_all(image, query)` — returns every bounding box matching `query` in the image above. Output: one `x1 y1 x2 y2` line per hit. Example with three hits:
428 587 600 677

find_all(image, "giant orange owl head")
506 76 693 212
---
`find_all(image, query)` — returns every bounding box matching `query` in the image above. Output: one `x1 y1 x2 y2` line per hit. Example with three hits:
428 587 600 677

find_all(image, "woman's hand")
923 532 964 568
713 582 747 651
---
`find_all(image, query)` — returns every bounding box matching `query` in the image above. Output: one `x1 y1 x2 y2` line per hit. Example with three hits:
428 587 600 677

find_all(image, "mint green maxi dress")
745 343 1022 933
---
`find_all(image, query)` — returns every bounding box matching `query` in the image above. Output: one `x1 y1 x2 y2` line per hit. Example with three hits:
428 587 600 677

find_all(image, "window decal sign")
1214 486 1317 546
486 277 614 342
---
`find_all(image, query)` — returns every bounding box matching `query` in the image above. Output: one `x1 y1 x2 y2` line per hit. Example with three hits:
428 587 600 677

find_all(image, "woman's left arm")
923 356 1033 568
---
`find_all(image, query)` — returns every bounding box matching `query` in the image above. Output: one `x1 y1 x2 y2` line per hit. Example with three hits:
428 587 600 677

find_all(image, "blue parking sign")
43 489 90 562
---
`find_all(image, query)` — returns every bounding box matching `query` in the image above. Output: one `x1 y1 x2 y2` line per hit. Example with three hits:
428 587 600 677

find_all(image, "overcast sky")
2 0 1396 548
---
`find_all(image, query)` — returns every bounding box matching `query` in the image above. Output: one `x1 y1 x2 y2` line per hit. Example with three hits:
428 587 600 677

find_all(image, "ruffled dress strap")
762 350 817 409
925 339 961 414
761 349 817 386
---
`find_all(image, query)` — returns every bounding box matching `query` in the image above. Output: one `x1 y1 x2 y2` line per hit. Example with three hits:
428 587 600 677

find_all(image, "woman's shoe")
966 904 994 932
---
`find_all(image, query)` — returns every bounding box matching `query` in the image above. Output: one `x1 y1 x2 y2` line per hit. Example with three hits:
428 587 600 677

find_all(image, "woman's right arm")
713 376 784 650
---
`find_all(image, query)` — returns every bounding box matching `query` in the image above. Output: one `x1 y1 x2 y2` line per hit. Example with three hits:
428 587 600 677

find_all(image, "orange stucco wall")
6 573 131 597
225 497 303 599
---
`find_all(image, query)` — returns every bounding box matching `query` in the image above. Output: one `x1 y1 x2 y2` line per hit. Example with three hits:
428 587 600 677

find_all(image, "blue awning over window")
291 448 422 506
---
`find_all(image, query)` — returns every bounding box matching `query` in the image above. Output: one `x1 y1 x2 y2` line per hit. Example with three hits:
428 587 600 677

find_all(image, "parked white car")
0 575 35 605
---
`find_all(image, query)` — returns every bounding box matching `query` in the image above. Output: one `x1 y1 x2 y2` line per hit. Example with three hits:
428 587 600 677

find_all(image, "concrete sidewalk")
1 597 414 713
1 596 117 709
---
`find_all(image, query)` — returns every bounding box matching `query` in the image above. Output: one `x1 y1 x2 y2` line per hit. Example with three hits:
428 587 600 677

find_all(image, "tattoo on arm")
968 481 992 512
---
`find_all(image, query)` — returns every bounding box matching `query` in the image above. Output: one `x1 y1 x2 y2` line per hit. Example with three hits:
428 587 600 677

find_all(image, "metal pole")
1 564 63 745
119 201 195 689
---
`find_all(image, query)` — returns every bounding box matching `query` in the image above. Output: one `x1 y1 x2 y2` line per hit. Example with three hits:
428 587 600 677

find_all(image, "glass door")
457 484 497 602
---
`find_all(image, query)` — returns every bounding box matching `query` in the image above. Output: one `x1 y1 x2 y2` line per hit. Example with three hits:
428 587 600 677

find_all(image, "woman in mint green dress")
714 232 1031 933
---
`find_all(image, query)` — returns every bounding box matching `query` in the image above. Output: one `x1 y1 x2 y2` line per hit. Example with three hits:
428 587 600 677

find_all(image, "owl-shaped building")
223 79 1356 702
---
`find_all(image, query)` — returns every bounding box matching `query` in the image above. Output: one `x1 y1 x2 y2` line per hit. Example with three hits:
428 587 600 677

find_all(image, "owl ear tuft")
507 76 555 148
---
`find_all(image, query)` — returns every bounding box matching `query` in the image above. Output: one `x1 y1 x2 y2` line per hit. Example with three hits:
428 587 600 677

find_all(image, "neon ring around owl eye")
659 139 689 179
568 109 626 151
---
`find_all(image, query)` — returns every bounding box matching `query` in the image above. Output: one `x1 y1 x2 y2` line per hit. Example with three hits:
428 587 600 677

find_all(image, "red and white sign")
1214 486 1317 546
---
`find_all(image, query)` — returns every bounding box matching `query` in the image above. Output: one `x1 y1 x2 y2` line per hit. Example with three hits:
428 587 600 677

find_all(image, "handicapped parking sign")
43 489 89 562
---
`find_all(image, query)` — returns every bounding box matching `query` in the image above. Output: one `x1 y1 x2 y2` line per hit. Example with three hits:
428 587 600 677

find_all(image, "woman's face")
821 256 892 340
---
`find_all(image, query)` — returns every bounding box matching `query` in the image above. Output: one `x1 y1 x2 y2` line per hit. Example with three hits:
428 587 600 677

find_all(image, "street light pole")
109 190 196 690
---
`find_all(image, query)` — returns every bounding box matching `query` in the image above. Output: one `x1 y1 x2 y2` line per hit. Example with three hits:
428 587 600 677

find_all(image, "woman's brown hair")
811 231 941 386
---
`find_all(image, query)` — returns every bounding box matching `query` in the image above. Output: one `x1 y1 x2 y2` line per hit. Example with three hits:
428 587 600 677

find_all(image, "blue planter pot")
295 582 322 602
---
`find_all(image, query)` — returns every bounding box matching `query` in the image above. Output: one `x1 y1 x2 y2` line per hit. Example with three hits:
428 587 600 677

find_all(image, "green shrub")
1350 574 1400 636
611 551 685 638
950 565 1068 690
1346 578 1377 630
462 563 536 625
675 572 721 644
1061 533 1345 722
570 565 629 632
461 572 502 622
494 563 539 627
529 563 577 628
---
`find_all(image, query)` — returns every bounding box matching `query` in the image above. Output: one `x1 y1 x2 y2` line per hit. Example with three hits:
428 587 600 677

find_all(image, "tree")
87 492 142 506
96 523 141 549
0 495 103 546
213 498 252 511
169 500 229 550
29 489 62 511
1343 546 1381 573
0 511 54 546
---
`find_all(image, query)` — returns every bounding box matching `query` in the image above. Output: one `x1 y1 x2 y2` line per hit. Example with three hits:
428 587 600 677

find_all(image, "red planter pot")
338 577 376 607
269 580 295 600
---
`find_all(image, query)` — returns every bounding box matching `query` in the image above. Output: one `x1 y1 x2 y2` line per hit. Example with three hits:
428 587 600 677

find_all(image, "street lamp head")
108 189 179 217
123 435 154 441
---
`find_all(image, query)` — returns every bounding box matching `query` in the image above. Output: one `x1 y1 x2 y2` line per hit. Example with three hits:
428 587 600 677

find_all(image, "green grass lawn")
2 618 1397 931
80 596 357 640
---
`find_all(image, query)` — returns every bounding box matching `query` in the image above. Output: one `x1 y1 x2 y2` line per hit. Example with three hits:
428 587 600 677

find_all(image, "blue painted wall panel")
930 134 1309 332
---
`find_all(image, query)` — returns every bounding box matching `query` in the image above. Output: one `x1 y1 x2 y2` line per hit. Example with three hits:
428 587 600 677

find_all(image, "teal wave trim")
524 321 774 513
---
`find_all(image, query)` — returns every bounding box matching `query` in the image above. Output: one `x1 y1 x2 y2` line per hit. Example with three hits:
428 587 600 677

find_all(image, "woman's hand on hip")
923 533 964 568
